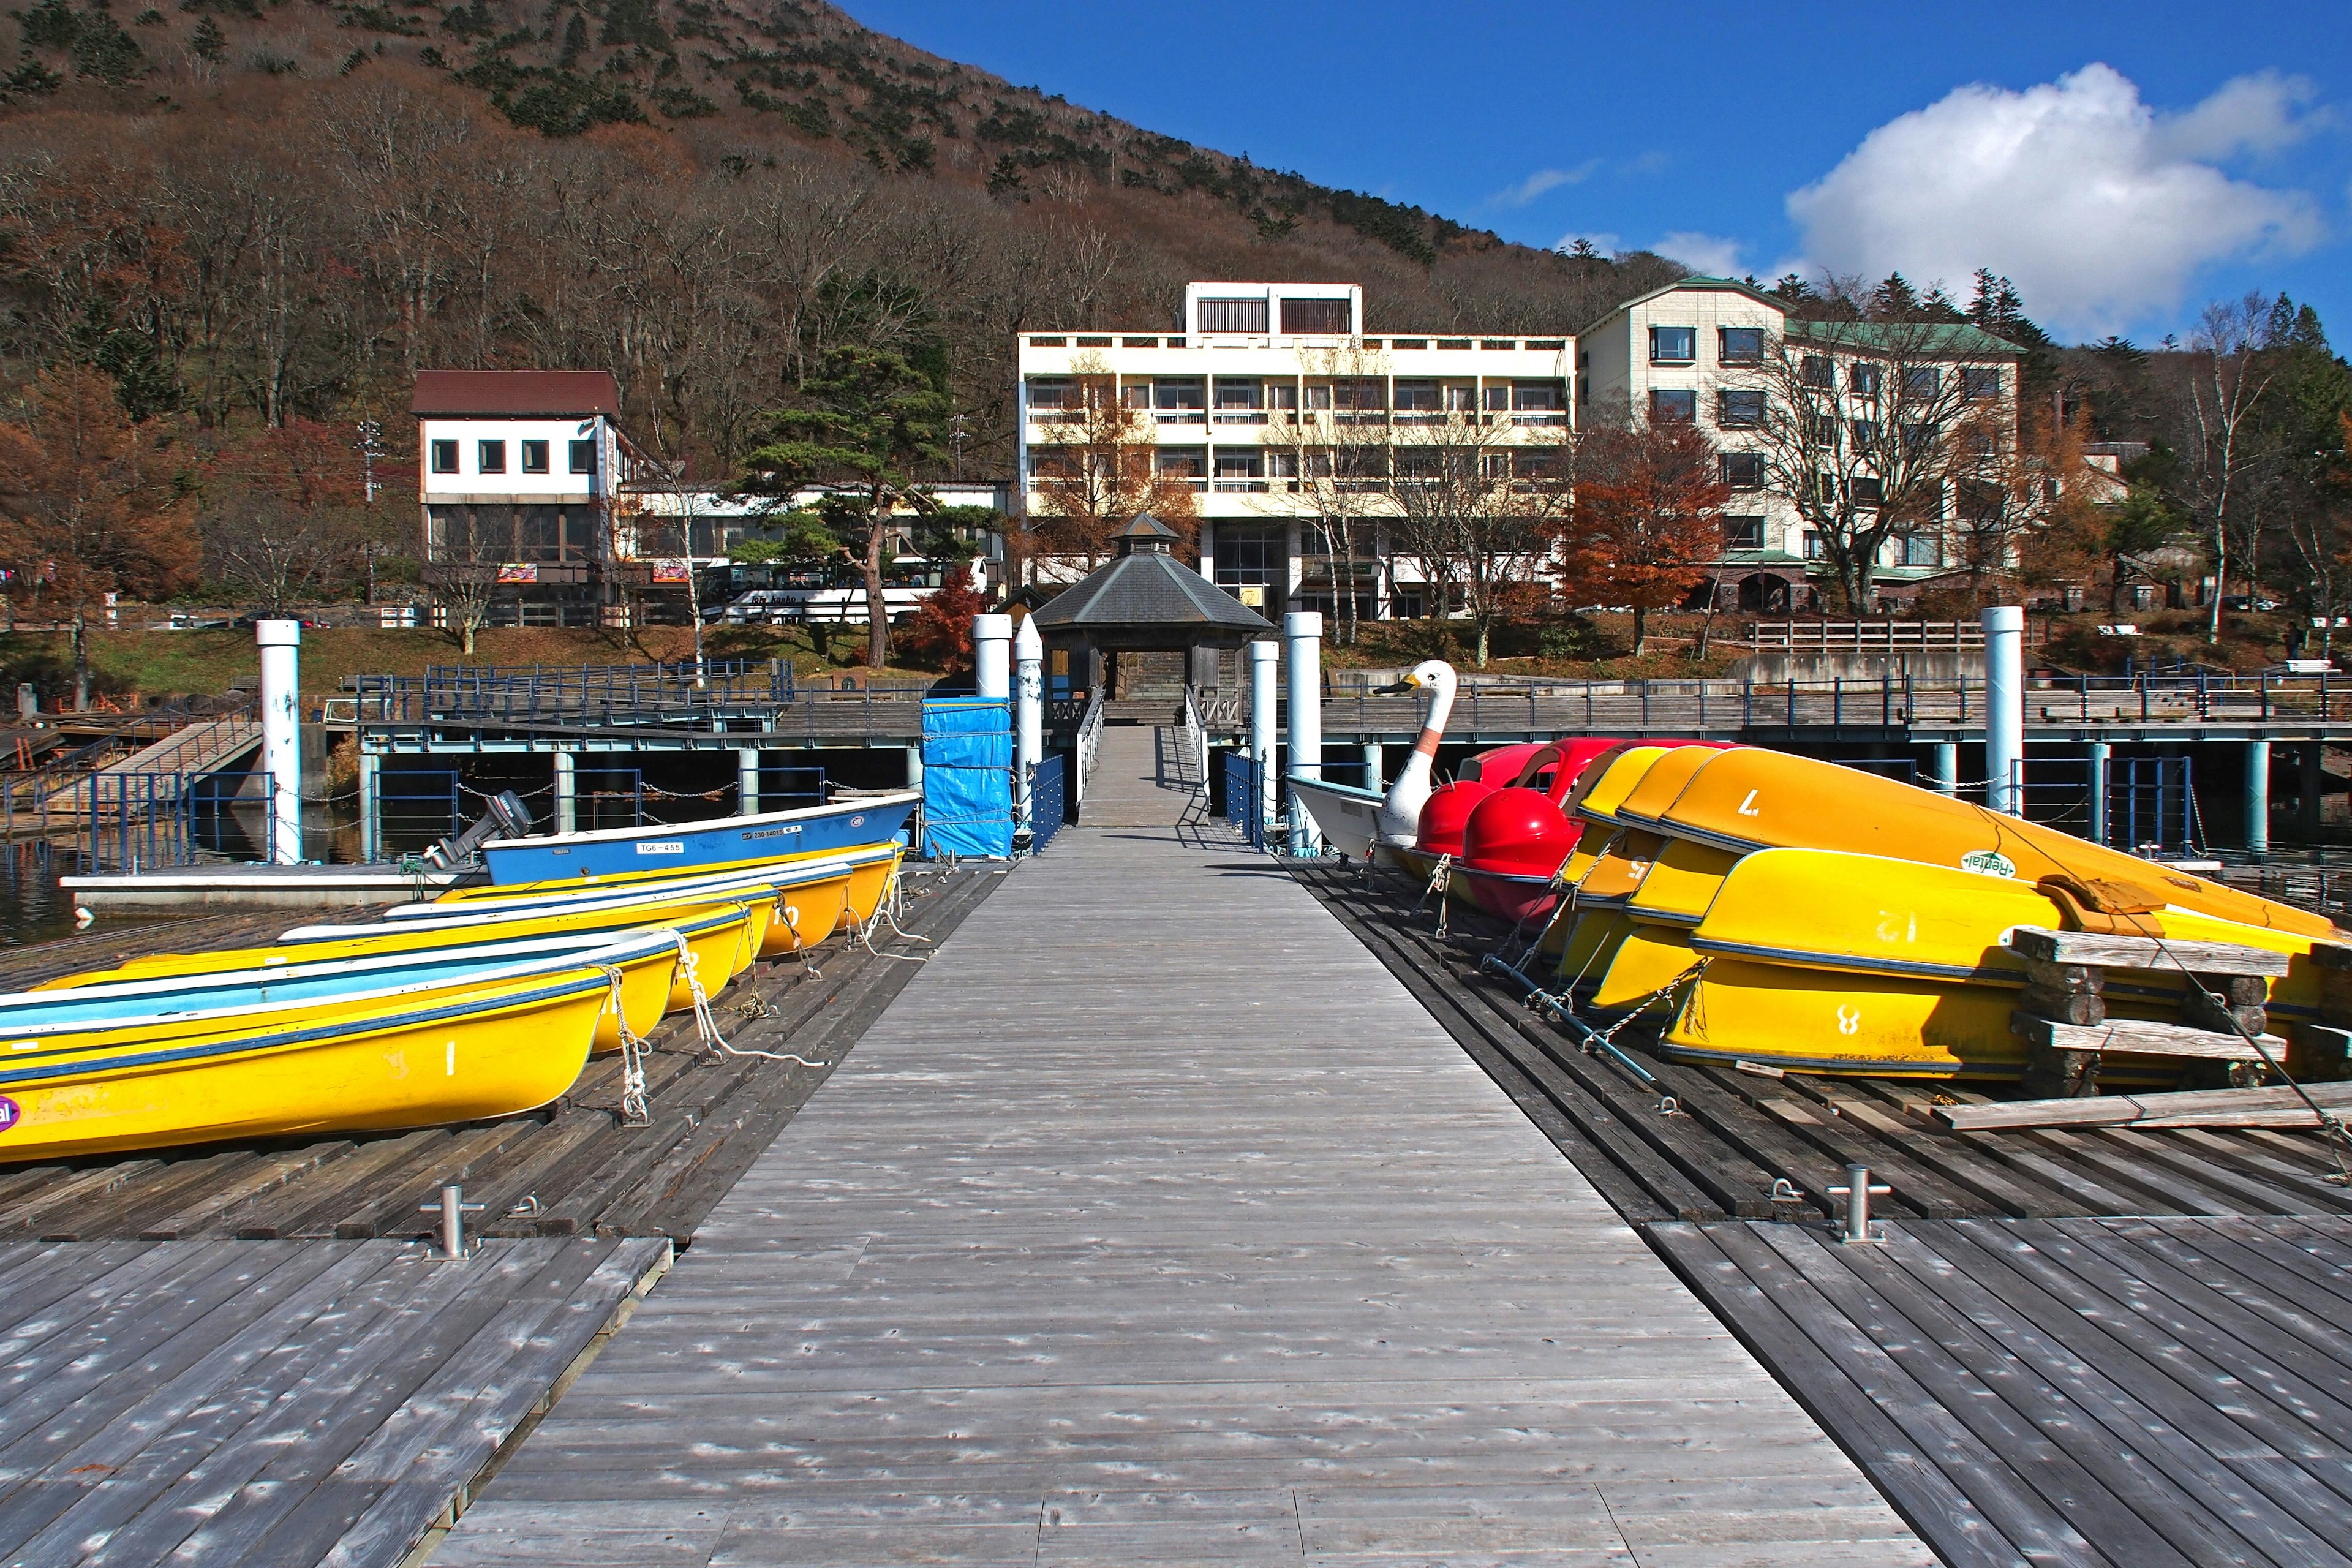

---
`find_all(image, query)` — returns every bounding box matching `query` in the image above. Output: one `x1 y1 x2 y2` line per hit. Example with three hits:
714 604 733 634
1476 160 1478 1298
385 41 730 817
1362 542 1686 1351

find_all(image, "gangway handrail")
1180 687 1210 801
1074 688 1105 806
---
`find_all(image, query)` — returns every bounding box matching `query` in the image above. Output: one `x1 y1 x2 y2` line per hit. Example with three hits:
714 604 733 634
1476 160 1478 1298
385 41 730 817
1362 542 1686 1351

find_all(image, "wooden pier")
437 821 1921 1566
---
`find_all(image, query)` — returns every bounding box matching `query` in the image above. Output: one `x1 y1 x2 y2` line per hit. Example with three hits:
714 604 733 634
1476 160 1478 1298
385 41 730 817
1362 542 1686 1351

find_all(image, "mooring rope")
600 964 652 1125
670 930 824 1067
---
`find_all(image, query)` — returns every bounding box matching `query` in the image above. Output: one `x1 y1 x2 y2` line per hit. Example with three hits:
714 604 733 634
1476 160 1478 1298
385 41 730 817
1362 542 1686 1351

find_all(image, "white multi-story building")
1579 277 2025 612
1016 282 1575 622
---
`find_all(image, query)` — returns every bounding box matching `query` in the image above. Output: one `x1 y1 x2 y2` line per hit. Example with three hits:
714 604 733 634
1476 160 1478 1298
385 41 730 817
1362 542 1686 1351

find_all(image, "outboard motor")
424 789 535 868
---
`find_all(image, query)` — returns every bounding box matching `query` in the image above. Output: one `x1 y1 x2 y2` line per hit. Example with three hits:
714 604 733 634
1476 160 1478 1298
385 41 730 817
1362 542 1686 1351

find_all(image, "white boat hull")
1287 776 1387 861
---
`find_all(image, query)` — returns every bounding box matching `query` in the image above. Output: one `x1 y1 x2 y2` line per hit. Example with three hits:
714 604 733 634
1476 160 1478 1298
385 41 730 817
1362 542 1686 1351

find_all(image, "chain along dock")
433 818 1921 1566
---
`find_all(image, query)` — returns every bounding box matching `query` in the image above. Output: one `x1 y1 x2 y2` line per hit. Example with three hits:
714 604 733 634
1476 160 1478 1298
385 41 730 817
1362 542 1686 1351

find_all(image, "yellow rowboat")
1587 925 1703 1019
842 847 903 932
1564 746 1672 824
1653 747 2337 939
1610 745 1735 829
1555 911 1637 992
1568 829 1667 910
284 898 761 1011
1684 847 2325 1019
433 842 897 950
0 965 614 1160
31 918 726 1055
1624 838 1741 929
1660 956 2186 1080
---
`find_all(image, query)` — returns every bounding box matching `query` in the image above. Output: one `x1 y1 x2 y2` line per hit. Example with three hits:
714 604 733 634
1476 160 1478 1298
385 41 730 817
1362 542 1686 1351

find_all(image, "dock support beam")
1983 605 2024 816
2087 742 2110 846
2301 744 2324 841
1284 611 1322 854
1014 617 1042 832
905 745 923 791
2247 739 2271 855
1927 742 1956 796
257 619 303 864
737 747 760 816
1247 639 1278 843
1363 742 1382 794
973 614 1011 702
358 750 380 864
553 750 576 835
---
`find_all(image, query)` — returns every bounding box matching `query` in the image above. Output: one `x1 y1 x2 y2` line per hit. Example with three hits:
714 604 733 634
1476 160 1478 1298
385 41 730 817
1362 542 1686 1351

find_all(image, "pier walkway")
1077 724 1206 827
439 822 1923 1566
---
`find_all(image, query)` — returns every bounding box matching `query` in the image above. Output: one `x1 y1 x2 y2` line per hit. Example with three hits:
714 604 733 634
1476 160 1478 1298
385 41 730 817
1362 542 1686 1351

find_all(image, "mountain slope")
0 0 1686 475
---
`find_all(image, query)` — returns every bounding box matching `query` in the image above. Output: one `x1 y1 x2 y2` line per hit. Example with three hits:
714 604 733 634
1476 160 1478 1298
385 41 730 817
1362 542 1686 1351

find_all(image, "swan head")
1377 659 1457 696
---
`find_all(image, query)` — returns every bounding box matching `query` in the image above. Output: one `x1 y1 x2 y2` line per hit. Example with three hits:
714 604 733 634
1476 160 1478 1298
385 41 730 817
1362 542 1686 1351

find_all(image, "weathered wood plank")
2011 926 2293 976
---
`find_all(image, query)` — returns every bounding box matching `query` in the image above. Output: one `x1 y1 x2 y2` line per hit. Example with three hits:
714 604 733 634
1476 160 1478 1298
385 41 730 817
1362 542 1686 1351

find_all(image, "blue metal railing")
1223 752 1266 850
67 769 274 870
1030 755 1065 853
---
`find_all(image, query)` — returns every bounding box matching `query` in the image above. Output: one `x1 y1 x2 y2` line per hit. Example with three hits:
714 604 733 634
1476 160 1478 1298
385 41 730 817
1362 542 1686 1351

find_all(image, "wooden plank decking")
0 1235 668 1567
1077 725 1205 827
1294 856 2352 1568
438 822 1924 1566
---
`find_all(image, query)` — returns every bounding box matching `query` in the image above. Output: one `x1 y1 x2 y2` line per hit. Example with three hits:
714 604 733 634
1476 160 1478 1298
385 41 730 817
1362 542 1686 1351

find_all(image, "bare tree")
1738 322 2009 611
1261 342 1393 645
2169 293 2280 641
1382 408 1567 668
1026 351 1199 573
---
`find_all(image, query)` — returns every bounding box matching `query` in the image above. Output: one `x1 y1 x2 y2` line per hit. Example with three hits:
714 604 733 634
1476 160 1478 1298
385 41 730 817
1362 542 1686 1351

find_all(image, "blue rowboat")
481 793 919 885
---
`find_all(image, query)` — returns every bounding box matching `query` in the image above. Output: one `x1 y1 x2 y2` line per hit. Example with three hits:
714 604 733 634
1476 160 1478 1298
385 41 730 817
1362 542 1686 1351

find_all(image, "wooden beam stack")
2008 927 2288 1099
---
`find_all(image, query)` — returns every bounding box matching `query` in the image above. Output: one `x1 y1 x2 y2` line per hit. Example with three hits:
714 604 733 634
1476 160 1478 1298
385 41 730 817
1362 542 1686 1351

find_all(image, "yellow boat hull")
1556 911 1636 990
0 970 609 1160
1657 747 2336 939
1588 926 1702 1018
435 846 884 957
1687 848 2324 1020
1625 839 1739 928
842 850 903 930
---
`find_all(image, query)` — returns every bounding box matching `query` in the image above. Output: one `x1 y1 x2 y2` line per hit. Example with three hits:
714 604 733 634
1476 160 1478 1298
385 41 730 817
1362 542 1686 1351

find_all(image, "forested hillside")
0 0 1681 478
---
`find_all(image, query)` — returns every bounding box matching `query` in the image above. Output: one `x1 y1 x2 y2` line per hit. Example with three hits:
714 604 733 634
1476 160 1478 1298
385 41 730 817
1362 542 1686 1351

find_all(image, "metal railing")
62 769 276 871
1287 670 2352 737
1741 619 2046 650
1223 751 1266 849
1030 755 1065 852
1074 688 1105 805
1180 688 1210 801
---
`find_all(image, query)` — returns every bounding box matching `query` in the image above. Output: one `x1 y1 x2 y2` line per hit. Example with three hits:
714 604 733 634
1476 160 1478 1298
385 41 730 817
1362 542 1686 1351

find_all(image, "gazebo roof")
1028 514 1275 644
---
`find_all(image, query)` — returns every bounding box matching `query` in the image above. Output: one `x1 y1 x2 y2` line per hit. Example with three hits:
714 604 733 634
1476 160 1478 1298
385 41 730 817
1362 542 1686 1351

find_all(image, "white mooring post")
737 747 760 816
1982 605 2024 816
1247 638 1279 844
2087 741 2111 845
553 750 577 835
973 614 1012 701
256 619 303 864
1284 611 1322 854
1013 616 1042 832
2246 739 2271 856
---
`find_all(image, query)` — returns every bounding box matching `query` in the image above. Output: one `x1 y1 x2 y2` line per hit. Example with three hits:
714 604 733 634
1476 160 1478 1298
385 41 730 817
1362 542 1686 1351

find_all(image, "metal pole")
737 747 760 816
973 613 1012 701
1284 611 1322 854
1982 605 2024 815
255 620 303 863
1014 616 1042 832
358 750 380 864
1362 742 1382 793
1928 741 1957 796
1247 638 1279 844
554 750 576 835
2087 741 2110 846
1827 1163 1889 1245
2247 739 2271 856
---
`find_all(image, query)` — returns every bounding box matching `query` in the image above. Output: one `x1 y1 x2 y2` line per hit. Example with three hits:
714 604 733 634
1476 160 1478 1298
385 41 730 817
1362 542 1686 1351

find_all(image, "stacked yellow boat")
1538 744 2335 1080
0 835 911 1159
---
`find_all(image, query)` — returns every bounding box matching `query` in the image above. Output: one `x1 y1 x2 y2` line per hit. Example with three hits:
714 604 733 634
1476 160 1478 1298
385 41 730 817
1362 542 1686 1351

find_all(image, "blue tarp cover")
920 699 1013 858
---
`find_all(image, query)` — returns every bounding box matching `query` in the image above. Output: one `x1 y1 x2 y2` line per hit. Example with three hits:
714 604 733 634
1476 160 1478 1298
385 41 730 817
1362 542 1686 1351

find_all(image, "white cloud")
1491 160 1599 208
1652 231 1744 276
1787 64 2326 333
2156 69 2326 159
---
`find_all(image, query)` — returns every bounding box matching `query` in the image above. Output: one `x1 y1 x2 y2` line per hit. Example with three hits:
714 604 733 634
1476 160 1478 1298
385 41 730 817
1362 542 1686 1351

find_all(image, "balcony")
1212 412 1268 425
1212 480 1270 493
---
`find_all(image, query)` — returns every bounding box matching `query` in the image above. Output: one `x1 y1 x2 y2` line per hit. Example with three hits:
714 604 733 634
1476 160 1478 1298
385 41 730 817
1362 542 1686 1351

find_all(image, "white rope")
600 964 652 1125
857 864 930 962
671 930 824 1067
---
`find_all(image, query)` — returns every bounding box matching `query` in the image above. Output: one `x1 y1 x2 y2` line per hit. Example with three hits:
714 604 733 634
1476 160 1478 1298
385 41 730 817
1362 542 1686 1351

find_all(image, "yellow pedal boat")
433 842 899 951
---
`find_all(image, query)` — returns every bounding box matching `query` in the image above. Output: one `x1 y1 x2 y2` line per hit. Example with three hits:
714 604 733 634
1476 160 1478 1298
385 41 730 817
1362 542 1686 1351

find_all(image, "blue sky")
839 1 2351 348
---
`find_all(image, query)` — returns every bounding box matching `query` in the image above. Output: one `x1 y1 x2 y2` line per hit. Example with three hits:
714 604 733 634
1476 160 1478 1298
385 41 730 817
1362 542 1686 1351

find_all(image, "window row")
426 503 601 562
1798 531 1943 567
1031 377 1567 414
430 438 599 477
1795 359 2003 401
1649 325 1766 366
